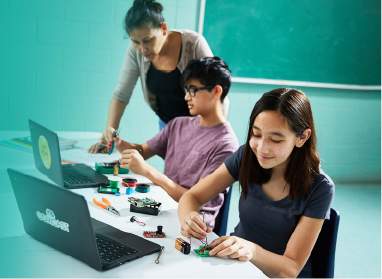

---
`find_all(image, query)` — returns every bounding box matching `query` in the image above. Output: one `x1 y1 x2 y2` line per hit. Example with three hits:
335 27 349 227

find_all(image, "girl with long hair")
178 88 334 278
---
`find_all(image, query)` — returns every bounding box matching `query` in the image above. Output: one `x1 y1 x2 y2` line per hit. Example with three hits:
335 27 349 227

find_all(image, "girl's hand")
208 236 255 261
180 211 212 240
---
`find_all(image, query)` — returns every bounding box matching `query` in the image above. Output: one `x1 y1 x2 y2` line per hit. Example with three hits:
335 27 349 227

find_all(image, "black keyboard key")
96 235 139 263
62 165 96 185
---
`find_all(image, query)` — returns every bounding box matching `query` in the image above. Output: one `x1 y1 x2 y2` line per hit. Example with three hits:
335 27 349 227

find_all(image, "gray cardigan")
112 29 229 115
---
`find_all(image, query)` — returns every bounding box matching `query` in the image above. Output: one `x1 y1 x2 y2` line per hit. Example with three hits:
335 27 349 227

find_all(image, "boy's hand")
119 149 148 175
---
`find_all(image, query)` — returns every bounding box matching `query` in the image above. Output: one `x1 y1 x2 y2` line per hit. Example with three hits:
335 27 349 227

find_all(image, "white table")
0 131 267 278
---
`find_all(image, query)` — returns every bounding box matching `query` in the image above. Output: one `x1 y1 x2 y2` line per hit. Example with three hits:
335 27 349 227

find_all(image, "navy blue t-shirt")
224 145 335 277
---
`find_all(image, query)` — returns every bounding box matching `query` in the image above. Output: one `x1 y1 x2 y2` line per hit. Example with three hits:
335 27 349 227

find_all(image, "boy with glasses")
112 57 238 229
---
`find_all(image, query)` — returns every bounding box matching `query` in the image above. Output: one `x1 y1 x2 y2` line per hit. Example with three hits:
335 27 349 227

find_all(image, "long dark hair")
124 0 164 34
239 88 320 200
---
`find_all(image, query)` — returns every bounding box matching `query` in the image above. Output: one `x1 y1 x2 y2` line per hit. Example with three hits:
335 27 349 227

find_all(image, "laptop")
7 169 162 271
29 119 110 188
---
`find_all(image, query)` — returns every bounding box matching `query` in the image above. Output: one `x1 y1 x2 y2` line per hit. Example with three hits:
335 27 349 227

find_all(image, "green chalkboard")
203 0 381 85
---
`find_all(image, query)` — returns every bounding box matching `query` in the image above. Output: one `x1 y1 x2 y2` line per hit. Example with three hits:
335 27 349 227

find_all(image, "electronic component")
192 212 213 257
128 197 162 216
144 226 166 238
175 238 190 255
128 197 159 207
126 187 133 195
130 216 145 226
97 186 119 195
194 245 213 257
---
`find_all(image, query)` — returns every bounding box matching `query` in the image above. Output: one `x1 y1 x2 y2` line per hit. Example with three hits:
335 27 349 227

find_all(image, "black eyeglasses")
183 86 215 97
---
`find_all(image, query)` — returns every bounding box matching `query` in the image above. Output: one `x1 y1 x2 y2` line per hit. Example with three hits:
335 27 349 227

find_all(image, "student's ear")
161 22 168 35
295 129 311 148
213 85 223 101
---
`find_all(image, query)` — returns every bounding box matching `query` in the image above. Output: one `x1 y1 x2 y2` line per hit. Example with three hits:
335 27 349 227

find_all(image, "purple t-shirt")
147 116 239 228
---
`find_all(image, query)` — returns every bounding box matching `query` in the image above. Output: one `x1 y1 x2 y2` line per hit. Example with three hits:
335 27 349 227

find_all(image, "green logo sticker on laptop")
38 135 51 169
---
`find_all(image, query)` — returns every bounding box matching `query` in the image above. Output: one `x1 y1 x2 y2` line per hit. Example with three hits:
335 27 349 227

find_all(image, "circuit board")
194 245 214 257
128 197 160 207
143 231 166 238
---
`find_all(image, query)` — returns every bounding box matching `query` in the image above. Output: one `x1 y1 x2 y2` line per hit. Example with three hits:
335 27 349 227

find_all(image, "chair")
213 185 233 236
311 208 340 278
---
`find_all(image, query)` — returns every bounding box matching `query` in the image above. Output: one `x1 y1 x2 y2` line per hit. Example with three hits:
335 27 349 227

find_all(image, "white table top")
0 131 267 278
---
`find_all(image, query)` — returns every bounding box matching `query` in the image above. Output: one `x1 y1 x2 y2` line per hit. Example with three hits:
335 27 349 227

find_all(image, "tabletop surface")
0 131 267 278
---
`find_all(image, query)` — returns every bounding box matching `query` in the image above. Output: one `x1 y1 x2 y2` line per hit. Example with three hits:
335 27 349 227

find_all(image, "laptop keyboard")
62 164 95 185
96 234 139 262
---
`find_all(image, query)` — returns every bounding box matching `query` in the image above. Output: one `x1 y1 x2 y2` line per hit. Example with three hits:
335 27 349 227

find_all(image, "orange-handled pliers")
93 198 120 216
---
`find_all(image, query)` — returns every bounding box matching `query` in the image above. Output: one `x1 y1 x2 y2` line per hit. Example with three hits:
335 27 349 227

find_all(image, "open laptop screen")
7 169 102 270
29 120 64 187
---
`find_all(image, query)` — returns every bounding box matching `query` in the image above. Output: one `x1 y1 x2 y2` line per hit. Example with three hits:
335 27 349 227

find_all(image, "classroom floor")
226 183 381 278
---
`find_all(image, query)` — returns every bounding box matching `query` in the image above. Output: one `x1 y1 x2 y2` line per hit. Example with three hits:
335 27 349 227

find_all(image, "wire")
121 140 128 150
202 212 208 247
130 216 145 226
136 219 145 226
198 239 207 245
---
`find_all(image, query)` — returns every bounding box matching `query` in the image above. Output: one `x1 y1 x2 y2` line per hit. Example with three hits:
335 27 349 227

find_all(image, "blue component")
126 187 133 195
115 192 121 196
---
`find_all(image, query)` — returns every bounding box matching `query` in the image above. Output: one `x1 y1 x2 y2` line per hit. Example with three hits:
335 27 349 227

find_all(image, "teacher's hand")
87 127 114 154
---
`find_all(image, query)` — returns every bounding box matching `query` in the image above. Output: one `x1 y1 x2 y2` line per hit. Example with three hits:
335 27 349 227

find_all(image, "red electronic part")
143 231 166 238
143 226 166 238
